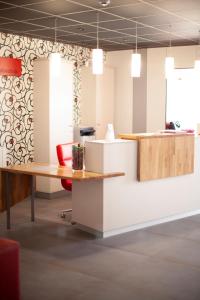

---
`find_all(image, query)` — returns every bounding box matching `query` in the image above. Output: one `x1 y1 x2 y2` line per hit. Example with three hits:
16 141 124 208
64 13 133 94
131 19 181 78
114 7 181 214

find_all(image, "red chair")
56 143 74 217
0 238 20 300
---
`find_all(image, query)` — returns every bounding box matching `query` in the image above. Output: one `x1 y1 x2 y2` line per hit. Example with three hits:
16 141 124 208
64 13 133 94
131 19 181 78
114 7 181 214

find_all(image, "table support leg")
5 172 11 230
30 175 35 222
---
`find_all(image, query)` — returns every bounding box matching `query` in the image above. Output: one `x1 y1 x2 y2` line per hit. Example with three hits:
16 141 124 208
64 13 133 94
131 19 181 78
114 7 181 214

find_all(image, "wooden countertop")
119 132 194 181
119 132 194 140
0 162 125 181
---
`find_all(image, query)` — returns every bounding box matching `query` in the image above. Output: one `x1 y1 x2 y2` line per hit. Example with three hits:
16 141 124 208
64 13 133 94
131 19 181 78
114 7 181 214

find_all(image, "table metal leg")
30 175 35 222
5 172 11 230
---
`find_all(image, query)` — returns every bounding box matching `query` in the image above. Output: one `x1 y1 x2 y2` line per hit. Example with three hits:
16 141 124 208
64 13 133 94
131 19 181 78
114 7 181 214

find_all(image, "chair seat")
61 179 72 191
0 238 20 300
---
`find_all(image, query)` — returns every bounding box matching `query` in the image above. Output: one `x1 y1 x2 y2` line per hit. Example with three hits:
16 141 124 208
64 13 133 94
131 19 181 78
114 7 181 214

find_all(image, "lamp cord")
136 23 138 53
97 12 99 49
55 18 57 44
169 24 172 49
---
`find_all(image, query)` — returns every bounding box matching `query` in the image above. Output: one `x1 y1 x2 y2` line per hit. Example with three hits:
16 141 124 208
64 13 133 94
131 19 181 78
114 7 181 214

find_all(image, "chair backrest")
56 143 73 166
56 143 74 191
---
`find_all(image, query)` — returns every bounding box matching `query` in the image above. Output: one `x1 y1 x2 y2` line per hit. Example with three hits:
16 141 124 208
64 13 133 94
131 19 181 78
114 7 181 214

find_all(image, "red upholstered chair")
56 142 74 217
56 142 73 191
0 238 20 300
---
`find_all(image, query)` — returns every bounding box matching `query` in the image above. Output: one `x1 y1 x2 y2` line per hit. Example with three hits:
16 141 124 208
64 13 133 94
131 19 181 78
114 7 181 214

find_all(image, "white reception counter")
72 138 200 238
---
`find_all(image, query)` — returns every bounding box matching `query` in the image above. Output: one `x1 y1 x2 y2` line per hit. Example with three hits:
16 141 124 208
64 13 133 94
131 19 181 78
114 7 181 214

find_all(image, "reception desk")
72 136 200 238
119 132 194 181
1 135 199 238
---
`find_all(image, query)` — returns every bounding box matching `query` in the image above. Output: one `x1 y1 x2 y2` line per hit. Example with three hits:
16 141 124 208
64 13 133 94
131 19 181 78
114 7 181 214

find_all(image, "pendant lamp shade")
195 60 200 72
131 53 141 77
50 52 61 77
195 32 200 72
165 56 174 79
131 23 141 78
165 25 175 79
50 18 61 77
92 12 103 75
92 48 103 75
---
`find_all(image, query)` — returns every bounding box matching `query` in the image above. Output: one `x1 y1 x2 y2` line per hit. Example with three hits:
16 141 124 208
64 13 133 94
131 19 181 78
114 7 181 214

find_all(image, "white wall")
133 49 147 133
106 50 133 135
146 47 166 132
34 58 73 194
146 45 197 132
96 67 114 138
106 45 198 134
80 67 96 128
80 65 114 139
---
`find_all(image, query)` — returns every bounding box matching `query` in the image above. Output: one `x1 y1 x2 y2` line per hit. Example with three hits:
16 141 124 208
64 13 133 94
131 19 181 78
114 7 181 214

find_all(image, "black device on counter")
80 127 96 136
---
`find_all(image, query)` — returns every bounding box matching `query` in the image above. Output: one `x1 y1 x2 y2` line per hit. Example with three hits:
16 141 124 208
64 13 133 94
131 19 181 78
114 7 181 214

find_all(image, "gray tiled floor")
1 196 200 300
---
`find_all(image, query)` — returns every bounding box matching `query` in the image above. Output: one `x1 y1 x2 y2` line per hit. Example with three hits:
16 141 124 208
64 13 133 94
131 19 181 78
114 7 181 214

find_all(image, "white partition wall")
33 58 73 195
80 66 114 139
0 147 7 167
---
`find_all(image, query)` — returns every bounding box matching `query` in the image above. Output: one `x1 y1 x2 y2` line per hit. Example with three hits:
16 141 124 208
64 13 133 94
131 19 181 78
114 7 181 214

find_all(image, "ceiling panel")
0 0 54 5
74 0 140 8
90 29 125 37
136 14 185 27
0 7 46 20
175 9 200 22
58 24 101 34
0 2 11 9
99 19 139 30
156 0 200 11
29 0 87 15
0 0 199 50
29 16 75 28
0 22 40 32
62 11 120 23
106 3 163 19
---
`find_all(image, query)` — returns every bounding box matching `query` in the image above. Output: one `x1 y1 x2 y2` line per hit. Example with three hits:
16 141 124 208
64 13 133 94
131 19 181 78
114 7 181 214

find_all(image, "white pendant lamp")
50 18 61 77
194 30 200 72
92 12 103 75
165 25 174 79
92 48 103 74
131 23 141 77
165 56 174 79
195 60 200 72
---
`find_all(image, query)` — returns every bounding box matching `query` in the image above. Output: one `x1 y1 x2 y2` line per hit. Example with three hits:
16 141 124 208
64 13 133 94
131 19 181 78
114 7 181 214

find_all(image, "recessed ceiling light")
77 27 85 31
98 0 111 7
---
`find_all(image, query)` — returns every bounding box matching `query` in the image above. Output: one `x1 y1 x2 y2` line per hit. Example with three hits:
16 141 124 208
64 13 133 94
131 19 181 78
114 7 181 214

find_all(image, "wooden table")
0 162 124 229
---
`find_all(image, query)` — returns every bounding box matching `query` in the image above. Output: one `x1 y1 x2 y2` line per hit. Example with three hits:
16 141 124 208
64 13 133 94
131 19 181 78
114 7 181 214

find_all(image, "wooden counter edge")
0 166 125 181
118 133 195 140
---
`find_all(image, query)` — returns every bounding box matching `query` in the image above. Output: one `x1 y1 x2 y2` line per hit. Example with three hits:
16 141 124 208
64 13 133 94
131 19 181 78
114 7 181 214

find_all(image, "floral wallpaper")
0 32 91 165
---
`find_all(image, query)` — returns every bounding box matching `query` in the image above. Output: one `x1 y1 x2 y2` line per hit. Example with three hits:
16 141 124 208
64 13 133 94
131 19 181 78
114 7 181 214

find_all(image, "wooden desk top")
0 162 125 181
119 132 194 140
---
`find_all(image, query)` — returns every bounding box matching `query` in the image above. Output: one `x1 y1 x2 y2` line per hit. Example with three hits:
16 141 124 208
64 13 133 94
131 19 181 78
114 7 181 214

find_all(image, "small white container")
105 123 115 141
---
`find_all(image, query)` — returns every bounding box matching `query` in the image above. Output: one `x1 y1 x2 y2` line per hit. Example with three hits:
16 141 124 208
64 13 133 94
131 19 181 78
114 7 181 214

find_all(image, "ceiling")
0 0 200 51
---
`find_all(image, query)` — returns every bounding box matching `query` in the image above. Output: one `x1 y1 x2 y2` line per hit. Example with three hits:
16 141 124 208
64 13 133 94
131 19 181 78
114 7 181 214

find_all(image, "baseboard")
77 209 200 238
35 189 71 199
76 224 103 238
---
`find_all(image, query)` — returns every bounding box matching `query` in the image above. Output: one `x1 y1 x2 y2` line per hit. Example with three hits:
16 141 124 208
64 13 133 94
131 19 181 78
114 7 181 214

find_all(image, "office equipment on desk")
74 126 95 145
